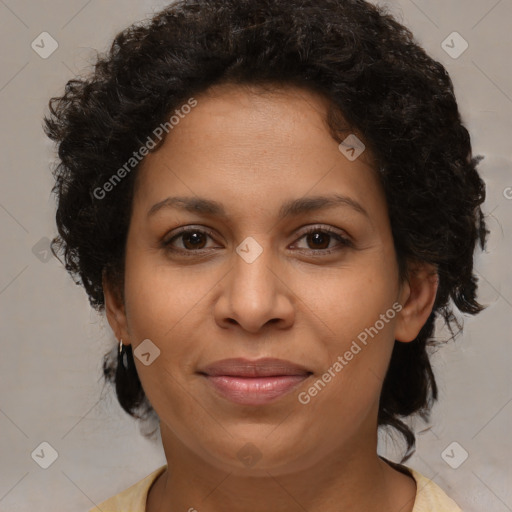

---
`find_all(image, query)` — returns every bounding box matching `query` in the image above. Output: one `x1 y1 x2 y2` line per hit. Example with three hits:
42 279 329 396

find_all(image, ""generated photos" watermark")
298 302 403 404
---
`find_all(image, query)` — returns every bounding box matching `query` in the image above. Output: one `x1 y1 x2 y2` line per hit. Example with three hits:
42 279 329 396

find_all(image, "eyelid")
162 225 219 246
291 224 353 253
294 224 352 243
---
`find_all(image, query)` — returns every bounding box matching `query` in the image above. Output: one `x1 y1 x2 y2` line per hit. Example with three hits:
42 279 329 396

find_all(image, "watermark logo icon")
133 339 161 366
236 237 263 264
441 441 469 469
237 442 263 467
441 32 468 59
31 32 59 59
32 237 52 263
338 134 366 161
31 441 58 469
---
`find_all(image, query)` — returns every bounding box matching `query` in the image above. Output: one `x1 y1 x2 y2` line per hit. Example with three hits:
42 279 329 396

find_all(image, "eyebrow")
147 194 369 220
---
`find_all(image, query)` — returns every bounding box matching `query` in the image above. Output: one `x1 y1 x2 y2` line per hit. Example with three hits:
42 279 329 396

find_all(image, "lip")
199 357 312 377
198 358 312 406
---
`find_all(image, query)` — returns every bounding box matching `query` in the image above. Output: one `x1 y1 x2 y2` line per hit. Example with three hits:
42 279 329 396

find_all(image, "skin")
104 82 438 512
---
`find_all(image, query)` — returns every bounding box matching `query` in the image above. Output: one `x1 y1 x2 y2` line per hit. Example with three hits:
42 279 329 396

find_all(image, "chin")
196 433 317 476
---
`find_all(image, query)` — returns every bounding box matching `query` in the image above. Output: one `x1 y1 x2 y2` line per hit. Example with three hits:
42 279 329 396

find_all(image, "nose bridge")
234 234 278 305
220 234 292 330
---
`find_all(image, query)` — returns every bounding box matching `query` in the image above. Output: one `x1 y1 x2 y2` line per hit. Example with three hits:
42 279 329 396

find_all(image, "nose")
214 237 295 333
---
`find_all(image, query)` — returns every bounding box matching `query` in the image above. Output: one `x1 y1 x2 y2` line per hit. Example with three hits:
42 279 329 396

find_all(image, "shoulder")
382 456 462 511
88 465 167 512
406 465 463 512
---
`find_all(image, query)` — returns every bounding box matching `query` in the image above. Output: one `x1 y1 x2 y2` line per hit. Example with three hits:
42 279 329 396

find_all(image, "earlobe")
102 270 131 345
394 262 439 343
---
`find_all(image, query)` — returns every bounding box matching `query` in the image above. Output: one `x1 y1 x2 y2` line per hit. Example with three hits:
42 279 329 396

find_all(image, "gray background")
0 0 511 510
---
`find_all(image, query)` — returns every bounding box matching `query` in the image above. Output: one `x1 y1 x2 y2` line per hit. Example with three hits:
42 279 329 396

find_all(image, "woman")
44 0 487 510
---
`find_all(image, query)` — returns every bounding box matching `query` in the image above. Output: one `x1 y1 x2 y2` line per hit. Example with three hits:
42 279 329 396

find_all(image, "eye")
161 225 352 256
291 225 353 255
162 227 218 254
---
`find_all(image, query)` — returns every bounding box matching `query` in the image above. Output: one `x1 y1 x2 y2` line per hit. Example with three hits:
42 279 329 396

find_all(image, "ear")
394 261 439 343
102 270 131 346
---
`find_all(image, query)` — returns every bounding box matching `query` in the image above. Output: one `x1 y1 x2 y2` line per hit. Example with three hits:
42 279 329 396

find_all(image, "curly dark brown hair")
43 0 488 461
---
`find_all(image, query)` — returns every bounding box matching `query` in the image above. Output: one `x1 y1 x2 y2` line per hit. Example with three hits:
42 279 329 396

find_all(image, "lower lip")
202 374 310 405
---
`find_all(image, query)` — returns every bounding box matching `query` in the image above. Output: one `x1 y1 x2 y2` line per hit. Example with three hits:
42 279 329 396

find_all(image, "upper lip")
198 358 312 377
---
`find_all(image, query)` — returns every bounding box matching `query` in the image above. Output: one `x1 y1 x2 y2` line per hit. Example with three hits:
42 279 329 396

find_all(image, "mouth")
197 358 313 406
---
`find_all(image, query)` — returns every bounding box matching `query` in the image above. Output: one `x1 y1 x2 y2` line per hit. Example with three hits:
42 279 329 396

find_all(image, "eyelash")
161 225 353 257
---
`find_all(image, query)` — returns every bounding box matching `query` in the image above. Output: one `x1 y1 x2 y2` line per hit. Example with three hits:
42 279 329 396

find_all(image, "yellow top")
89 463 462 512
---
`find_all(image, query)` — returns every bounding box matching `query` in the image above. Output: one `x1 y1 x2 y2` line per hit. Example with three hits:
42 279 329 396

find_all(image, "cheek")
122 254 215 399
293 256 399 399
123 252 207 341
301 311 397 434
293 255 399 341
122 257 203 418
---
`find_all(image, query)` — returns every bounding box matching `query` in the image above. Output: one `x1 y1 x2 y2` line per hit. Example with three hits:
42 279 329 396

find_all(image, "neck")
146 424 416 512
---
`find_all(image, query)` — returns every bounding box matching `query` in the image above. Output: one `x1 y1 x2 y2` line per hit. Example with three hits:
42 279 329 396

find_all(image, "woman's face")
106 83 418 475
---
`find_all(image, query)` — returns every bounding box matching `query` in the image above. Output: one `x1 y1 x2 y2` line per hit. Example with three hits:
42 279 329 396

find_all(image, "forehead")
132 83 386 225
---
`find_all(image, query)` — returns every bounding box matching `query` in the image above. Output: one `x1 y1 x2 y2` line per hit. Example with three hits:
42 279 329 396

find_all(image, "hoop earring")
115 339 143 413
118 339 129 371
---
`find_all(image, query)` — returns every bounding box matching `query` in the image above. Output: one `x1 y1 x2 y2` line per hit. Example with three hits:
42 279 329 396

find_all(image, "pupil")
185 232 204 249
309 232 329 249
